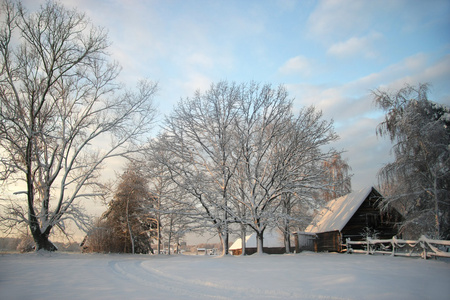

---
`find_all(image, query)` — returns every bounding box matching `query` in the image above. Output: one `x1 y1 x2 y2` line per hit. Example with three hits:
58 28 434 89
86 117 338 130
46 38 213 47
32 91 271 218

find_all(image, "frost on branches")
0 1 157 251
373 83 450 239
157 81 346 255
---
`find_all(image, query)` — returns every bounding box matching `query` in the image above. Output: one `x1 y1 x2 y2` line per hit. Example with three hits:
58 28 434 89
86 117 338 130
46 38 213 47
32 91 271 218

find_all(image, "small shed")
296 187 402 252
229 230 292 255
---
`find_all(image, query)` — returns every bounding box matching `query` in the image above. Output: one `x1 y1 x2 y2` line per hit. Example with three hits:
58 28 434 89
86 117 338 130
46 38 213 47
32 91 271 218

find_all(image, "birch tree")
0 1 157 250
374 83 450 239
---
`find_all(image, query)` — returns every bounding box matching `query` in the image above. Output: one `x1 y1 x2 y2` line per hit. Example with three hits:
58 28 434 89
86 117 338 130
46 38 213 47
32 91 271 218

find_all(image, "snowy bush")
360 227 380 240
16 235 35 253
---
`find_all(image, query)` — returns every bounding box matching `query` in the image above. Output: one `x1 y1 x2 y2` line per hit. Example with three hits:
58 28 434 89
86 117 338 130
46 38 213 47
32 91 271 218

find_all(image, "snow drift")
0 252 448 299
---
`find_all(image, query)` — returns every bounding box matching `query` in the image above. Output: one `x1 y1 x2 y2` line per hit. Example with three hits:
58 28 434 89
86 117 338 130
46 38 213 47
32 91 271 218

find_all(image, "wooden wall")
341 189 402 242
231 247 294 255
314 231 341 252
297 188 403 253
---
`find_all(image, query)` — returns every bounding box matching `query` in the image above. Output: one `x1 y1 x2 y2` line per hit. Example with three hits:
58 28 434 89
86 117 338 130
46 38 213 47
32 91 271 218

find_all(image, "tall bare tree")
159 81 340 255
374 83 450 239
161 81 241 255
144 145 197 255
234 101 339 254
0 1 157 250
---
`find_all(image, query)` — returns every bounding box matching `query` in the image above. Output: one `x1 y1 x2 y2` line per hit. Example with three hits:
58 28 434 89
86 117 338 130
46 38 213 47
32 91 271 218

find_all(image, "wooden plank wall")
341 190 402 242
314 231 341 252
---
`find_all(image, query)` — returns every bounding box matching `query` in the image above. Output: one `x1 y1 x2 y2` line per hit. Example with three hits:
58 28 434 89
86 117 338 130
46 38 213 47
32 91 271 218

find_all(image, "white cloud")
180 72 213 97
186 53 214 69
327 32 383 59
289 52 449 125
285 51 450 190
307 0 376 42
278 56 314 77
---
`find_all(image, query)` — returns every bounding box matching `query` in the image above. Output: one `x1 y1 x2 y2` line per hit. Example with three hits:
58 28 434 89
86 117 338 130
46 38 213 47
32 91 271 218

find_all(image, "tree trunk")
217 227 226 256
31 226 57 251
223 188 229 255
126 198 135 254
35 235 58 251
256 230 264 255
156 205 161 254
167 215 173 255
223 225 229 255
27 175 57 251
176 236 180 254
241 225 247 256
284 229 291 253
283 195 291 253
433 175 440 238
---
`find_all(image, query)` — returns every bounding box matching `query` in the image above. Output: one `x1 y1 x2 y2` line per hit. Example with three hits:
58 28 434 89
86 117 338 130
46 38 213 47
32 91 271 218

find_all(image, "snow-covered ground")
0 252 448 299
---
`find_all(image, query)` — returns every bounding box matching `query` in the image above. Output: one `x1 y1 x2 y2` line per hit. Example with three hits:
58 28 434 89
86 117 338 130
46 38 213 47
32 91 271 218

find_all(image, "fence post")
421 241 427 260
346 238 351 254
391 238 395 257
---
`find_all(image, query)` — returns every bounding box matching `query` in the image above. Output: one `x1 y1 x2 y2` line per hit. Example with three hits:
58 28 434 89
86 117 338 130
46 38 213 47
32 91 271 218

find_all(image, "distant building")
229 230 293 255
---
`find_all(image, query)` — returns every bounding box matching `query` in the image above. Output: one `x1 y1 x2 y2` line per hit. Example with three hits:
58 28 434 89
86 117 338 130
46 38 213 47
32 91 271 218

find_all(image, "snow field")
0 252 448 300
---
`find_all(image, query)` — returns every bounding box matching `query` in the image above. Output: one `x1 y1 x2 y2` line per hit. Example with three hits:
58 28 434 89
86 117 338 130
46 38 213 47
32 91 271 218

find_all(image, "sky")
15 0 450 228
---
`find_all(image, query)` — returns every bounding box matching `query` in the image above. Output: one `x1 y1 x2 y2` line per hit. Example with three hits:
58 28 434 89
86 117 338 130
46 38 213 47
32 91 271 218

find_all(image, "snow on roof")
305 187 375 233
229 230 285 250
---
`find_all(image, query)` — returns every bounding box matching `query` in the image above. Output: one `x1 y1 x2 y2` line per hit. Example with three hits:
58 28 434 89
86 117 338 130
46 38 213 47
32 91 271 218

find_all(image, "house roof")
305 187 376 233
229 230 285 250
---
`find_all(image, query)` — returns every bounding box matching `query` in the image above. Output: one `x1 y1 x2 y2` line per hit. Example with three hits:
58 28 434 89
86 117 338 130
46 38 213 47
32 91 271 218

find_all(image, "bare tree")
274 153 351 253
0 1 157 250
159 81 340 255
144 145 197 255
160 81 241 255
373 83 450 239
234 99 339 254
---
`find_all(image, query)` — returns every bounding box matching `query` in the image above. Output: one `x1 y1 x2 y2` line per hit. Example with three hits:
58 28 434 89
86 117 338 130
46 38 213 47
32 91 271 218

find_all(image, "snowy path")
0 252 449 299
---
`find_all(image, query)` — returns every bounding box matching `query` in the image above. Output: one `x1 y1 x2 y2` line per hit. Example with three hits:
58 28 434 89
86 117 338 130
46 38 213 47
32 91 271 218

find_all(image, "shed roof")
229 230 284 250
305 187 375 233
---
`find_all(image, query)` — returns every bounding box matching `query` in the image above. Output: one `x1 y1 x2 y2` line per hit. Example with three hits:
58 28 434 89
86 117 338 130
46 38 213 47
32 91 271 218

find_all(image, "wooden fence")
344 235 450 259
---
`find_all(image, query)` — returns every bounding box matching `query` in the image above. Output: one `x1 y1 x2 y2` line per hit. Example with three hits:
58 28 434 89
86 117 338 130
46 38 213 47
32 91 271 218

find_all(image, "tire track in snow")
109 258 347 300
108 259 231 299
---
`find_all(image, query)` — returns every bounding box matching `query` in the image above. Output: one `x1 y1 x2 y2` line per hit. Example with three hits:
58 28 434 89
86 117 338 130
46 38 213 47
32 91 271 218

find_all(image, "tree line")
82 81 351 255
0 1 448 253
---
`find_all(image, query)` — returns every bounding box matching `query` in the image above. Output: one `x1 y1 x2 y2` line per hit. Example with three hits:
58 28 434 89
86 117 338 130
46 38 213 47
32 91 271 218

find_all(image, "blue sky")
25 0 450 191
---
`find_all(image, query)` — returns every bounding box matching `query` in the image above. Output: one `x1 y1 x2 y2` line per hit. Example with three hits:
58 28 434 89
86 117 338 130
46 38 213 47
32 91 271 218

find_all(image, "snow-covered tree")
159 81 341 254
102 166 156 254
0 1 157 251
374 83 450 239
320 154 352 202
160 82 242 255
234 101 339 254
144 145 197 255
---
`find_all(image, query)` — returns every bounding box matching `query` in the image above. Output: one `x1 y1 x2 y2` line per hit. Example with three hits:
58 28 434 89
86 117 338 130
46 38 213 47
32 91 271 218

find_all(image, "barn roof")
305 187 377 233
229 230 284 250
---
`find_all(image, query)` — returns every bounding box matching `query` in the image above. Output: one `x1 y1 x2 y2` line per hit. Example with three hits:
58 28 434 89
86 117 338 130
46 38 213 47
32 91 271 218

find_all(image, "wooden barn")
295 187 402 253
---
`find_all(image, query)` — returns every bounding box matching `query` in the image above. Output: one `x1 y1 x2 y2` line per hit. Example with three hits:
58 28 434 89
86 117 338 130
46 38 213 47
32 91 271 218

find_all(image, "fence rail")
344 236 450 259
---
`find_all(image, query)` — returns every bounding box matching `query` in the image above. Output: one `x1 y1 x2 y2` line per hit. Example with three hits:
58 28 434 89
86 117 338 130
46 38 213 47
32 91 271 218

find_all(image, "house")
295 187 402 253
229 230 293 255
